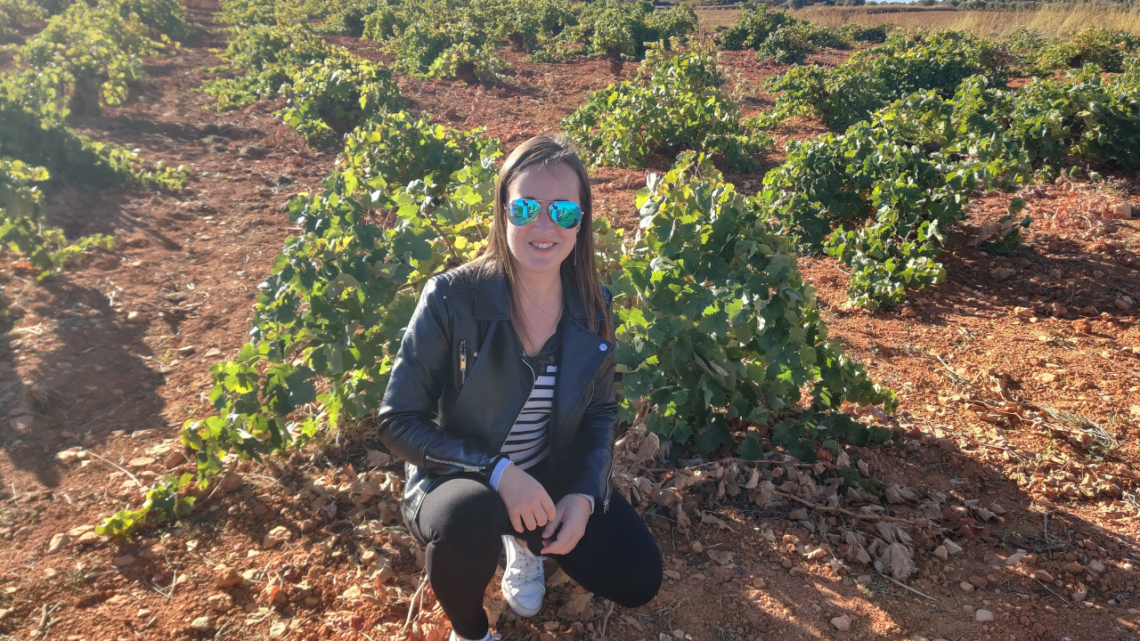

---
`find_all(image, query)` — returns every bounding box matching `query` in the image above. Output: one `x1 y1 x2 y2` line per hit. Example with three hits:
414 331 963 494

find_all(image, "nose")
532 203 557 233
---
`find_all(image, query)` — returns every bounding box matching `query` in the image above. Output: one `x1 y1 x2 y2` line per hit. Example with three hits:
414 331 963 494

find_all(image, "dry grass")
696 3 1140 38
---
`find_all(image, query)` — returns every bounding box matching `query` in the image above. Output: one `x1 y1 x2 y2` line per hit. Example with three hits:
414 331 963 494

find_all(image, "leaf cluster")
720 3 887 64
277 49 407 145
0 0 46 36
12 0 189 111
765 30 1010 131
1022 26 1140 75
611 151 896 458
199 23 331 110
527 0 697 63
178 118 501 492
1 69 188 189
562 42 772 171
0 159 116 282
762 57 1139 310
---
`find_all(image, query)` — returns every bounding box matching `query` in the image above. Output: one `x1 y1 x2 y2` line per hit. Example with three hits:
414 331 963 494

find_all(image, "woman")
376 136 662 641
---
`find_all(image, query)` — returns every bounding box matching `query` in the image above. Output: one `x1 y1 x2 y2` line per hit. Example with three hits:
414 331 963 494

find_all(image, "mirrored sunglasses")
507 198 582 229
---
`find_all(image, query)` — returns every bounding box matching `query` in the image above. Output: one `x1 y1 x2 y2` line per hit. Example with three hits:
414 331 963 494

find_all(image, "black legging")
406 460 663 640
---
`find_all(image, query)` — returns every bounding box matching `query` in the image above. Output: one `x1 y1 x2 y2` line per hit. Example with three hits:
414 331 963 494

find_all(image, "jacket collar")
473 269 601 323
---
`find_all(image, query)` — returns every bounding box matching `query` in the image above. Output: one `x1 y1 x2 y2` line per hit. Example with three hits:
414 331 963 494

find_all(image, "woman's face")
504 162 582 277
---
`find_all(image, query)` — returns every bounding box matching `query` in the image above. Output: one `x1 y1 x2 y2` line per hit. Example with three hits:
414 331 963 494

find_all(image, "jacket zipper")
496 352 536 454
425 454 481 473
459 339 468 389
603 455 614 513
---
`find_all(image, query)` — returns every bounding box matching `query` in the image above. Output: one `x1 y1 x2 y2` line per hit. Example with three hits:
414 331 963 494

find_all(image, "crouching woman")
376 136 662 641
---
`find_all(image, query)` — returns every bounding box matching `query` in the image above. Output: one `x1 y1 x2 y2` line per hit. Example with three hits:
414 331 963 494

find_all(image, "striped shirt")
501 318 563 470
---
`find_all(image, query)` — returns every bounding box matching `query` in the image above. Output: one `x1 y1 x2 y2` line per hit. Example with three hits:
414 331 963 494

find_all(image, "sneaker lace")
510 543 545 583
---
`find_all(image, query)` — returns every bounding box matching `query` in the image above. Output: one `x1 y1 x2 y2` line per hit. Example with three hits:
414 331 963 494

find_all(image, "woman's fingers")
541 521 583 555
540 492 557 522
522 510 538 531
543 504 567 539
510 511 525 534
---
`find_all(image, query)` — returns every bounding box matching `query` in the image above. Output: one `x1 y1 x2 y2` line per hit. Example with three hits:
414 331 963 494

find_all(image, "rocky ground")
0 2 1138 641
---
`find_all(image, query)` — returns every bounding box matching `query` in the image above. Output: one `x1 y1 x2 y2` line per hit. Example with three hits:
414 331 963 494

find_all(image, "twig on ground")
38 600 64 640
1036 579 1070 603
80 399 127 426
599 600 615 640
877 572 940 602
401 573 429 635
86 451 144 488
773 490 932 527
642 458 819 474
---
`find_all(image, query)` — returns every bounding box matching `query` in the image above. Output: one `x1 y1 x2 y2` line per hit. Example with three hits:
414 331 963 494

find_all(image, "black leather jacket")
376 264 617 525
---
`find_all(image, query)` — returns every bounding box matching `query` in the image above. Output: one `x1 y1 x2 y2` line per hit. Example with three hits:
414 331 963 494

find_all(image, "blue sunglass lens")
549 201 582 229
509 199 540 225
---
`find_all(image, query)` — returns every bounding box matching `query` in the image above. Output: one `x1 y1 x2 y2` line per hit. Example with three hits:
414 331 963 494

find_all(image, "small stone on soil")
207 593 234 612
47 533 70 554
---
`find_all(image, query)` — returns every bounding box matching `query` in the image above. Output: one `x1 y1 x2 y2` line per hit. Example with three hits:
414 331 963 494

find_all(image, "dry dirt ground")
0 3 1139 641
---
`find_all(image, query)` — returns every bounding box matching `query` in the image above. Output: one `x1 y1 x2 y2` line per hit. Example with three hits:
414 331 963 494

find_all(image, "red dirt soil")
0 3 1138 641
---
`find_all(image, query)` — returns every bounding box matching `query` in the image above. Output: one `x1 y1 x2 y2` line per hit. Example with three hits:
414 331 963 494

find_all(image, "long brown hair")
465 135 612 343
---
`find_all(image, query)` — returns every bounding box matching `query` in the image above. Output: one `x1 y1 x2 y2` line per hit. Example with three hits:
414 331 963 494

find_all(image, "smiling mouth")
530 241 556 249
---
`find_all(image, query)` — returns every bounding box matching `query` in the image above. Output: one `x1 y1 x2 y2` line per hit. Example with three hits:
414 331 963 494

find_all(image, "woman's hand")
496 463 557 533
540 494 592 555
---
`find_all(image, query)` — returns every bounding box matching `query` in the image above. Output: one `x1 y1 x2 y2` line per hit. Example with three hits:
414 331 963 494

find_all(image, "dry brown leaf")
918 500 944 521
875 542 916 580
884 484 918 504
707 549 734 566
965 499 998 521
366 449 392 468
558 588 593 620
843 531 871 565
633 431 660 465
875 521 913 545
744 467 761 490
700 512 734 531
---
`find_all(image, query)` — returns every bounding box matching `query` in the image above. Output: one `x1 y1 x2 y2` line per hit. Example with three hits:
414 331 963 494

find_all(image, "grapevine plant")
0 0 187 285
14 0 182 115
721 3 887 64
0 159 115 281
763 58 1139 310
612 152 896 457
201 24 406 144
764 30 1010 131
562 43 771 171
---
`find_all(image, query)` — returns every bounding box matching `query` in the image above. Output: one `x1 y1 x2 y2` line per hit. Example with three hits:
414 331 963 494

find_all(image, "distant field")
696 3 1140 37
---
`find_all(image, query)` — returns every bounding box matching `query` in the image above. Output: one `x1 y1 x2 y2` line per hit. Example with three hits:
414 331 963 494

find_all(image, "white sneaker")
449 630 500 641
501 534 545 617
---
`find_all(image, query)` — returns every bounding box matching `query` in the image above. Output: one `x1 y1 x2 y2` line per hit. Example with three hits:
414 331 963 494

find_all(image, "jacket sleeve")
376 277 505 479
561 286 617 505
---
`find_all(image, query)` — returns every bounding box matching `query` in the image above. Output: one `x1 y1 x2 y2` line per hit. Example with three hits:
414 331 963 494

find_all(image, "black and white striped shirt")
486 315 596 510
503 362 556 469
502 319 562 470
